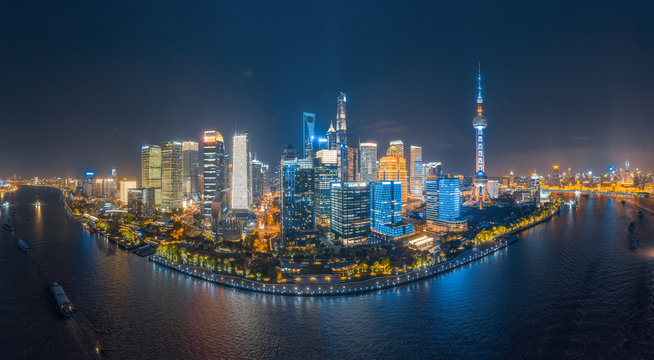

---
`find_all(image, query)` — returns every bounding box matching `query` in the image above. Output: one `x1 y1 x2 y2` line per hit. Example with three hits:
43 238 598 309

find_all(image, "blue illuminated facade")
330 182 371 246
370 181 413 238
281 159 319 248
438 177 460 221
425 176 439 222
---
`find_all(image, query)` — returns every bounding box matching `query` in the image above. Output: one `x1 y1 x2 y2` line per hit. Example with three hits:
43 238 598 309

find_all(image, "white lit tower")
472 66 489 209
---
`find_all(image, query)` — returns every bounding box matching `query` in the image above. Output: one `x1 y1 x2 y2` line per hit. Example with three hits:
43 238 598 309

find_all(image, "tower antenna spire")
477 63 483 115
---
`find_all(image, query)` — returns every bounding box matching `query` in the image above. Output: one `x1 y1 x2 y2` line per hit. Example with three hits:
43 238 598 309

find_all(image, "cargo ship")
50 282 75 317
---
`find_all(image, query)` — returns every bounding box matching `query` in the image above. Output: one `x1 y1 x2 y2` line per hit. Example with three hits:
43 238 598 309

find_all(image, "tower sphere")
473 114 487 129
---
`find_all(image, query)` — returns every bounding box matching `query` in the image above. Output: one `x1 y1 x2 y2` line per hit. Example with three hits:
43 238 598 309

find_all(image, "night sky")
2 1 653 179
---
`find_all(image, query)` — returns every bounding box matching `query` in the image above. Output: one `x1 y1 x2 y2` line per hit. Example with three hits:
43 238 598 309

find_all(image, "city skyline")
2 1 654 178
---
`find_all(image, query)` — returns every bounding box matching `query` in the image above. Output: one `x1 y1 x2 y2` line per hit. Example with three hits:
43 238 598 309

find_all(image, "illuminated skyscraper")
231 132 251 215
327 122 337 151
202 130 226 216
182 141 200 201
530 174 541 206
390 140 405 161
438 177 461 221
370 181 413 239
281 159 318 248
410 145 423 198
160 141 183 211
423 162 442 177
313 155 339 223
378 144 408 207
251 159 265 204
336 92 347 146
472 66 489 209
487 179 499 199
302 112 316 158
330 182 371 246
347 146 358 181
425 176 439 223
141 145 161 207
359 143 378 182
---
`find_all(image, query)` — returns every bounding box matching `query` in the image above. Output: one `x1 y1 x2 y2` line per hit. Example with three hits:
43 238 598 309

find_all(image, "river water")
1 186 653 359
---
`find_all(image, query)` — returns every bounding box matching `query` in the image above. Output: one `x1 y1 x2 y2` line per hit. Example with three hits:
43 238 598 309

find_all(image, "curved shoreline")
31 183 563 297
148 205 563 297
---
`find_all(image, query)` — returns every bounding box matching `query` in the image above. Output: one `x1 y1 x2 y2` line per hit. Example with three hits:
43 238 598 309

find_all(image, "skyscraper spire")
477 63 483 116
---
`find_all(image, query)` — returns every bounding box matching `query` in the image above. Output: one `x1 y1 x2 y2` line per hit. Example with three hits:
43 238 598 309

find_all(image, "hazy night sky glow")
1 1 653 179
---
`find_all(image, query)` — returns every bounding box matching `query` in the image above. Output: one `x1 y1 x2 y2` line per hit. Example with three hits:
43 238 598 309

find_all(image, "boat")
621 200 626 205
17 238 30 250
631 237 639 250
50 282 75 317
35 201 41 207
3 223 12 231
638 210 644 218
628 222 635 232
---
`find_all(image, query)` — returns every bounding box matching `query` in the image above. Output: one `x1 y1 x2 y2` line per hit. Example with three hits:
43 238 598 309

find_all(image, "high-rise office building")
313 155 339 223
160 141 183 211
423 162 442 177
182 141 200 201
390 140 405 162
330 182 371 246
378 144 408 206
370 181 413 239
438 177 461 221
410 145 423 198
425 176 439 223
251 159 265 204
141 145 162 207
336 92 347 146
327 122 337 151
359 143 378 183
232 133 251 214
303 112 316 158
316 149 338 165
530 174 541 205
128 188 155 219
119 180 138 204
339 140 348 181
281 159 318 248
202 130 226 216
487 179 499 199
347 146 358 181
82 170 95 197
281 143 298 162
472 66 489 209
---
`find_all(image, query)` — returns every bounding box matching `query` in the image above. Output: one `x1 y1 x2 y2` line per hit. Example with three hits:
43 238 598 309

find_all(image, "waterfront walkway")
149 237 516 297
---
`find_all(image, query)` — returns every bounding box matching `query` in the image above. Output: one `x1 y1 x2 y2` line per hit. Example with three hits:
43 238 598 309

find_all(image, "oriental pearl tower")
472 65 489 209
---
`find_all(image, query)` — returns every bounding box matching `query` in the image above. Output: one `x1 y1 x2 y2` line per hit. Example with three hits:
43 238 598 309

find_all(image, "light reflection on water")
1 187 654 359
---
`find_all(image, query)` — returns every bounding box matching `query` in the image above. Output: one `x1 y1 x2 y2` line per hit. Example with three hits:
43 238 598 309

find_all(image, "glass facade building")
302 112 316 158
438 177 461 221
359 143 377 183
231 133 251 214
313 158 339 223
140 145 161 208
425 176 439 223
330 182 371 246
182 141 200 201
370 181 413 238
202 130 226 216
160 141 183 211
410 145 423 198
281 160 318 248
